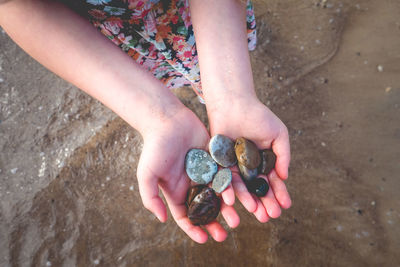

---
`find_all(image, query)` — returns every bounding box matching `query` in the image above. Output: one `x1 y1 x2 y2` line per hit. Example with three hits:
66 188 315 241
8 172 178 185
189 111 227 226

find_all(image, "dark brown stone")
186 185 206 208
259 149 277 176
234 137 261 169
186 185 220 226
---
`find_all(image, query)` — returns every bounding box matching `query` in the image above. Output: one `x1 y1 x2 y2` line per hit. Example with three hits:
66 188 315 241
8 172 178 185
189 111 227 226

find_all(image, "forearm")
0 0 186 136
189 0 257 110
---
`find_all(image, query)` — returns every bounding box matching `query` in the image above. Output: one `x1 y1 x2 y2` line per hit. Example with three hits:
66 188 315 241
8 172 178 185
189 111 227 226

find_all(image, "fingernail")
155 213 162 222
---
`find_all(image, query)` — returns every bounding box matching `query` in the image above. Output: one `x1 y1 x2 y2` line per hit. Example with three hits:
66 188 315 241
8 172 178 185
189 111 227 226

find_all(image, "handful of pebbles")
185 134 277 225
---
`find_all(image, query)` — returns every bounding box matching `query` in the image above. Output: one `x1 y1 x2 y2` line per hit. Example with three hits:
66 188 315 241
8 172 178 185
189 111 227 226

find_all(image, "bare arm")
189 0 256 112
0 0 186 137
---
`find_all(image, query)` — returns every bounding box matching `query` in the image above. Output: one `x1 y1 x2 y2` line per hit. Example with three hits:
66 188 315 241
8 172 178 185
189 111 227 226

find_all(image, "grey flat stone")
238 163 258 182
212 168 232 193
185 149 218 184
209 134 237 167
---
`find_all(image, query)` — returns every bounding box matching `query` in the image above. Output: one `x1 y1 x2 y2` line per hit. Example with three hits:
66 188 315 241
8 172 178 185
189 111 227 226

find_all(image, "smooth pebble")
186 185 220 225
259 149 277 176
185 149 218 184
238 163 258 182
235 137 261 169
212 168 232 193
247 178 269 197
209 134 237 167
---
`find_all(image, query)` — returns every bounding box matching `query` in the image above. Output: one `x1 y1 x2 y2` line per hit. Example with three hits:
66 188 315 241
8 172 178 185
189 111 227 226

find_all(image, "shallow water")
1 0 400 266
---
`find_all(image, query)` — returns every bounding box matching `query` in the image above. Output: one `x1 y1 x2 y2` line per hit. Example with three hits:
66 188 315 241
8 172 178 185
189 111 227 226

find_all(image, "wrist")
206 95 264 136
140 103 198 141
200 71 258 114
206 90 259 118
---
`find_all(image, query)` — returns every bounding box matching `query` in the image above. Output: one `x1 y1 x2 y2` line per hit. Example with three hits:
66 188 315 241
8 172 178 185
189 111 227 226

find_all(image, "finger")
159 186 209 244
252 196 269 223
220 202 240 228
257 175 282 218
175 216 209 244
231 172 257 213
204 221 228 242
268 170 292 209
221 184 235 206
137 168 168 223
272 126 291 180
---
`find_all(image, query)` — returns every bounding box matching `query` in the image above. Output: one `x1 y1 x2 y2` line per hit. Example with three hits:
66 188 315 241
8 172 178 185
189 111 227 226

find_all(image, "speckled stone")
212 168 232 193
209 134 237 167
185 149 218 184
238 163 258 182
259 149 277 176
234 137 261 169
247 178 269 197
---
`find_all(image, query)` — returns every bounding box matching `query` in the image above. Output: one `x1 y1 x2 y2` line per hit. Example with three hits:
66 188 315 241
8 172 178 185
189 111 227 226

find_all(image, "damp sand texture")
1 0 400 266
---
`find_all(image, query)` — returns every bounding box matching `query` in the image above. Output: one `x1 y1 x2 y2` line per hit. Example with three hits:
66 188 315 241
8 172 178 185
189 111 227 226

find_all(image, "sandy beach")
1 0 399 266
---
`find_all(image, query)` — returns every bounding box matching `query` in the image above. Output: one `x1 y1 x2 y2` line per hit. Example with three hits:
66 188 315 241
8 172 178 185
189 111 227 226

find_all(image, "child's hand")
136 108 239 243
207 96 292 222
189 0 291 221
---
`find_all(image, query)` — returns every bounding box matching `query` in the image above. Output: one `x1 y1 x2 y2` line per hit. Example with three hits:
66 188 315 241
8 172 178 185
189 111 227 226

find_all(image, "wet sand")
1 0 399 266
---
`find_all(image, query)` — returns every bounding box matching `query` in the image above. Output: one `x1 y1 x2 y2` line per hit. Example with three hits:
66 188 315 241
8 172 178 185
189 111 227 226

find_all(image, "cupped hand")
136 108 239 243
207 96 292 222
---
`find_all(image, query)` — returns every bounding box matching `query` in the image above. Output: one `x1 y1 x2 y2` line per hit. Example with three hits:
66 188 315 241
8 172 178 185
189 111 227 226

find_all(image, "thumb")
272 126 291 180
137 152 168 222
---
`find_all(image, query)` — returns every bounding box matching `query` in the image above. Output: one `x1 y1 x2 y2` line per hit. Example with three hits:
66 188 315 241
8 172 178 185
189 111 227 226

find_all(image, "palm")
136 110 235 243
208 98 292 222
143 128 202 213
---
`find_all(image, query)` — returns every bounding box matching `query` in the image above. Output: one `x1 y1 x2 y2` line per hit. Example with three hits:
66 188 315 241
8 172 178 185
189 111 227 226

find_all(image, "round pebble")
185 149 218 184
235 137 261 169
186 185 205 206
212 168 232 193
186 185 220 225
247 178 269 197
238 163 258 182
259 149 277 176
209 134 237 167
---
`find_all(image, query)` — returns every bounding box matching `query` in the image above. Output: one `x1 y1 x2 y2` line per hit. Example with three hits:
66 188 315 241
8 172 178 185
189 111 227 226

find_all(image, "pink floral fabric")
65 0 257 97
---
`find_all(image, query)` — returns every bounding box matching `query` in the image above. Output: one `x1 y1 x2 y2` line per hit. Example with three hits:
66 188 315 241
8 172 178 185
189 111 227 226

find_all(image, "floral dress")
65 0 257 98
